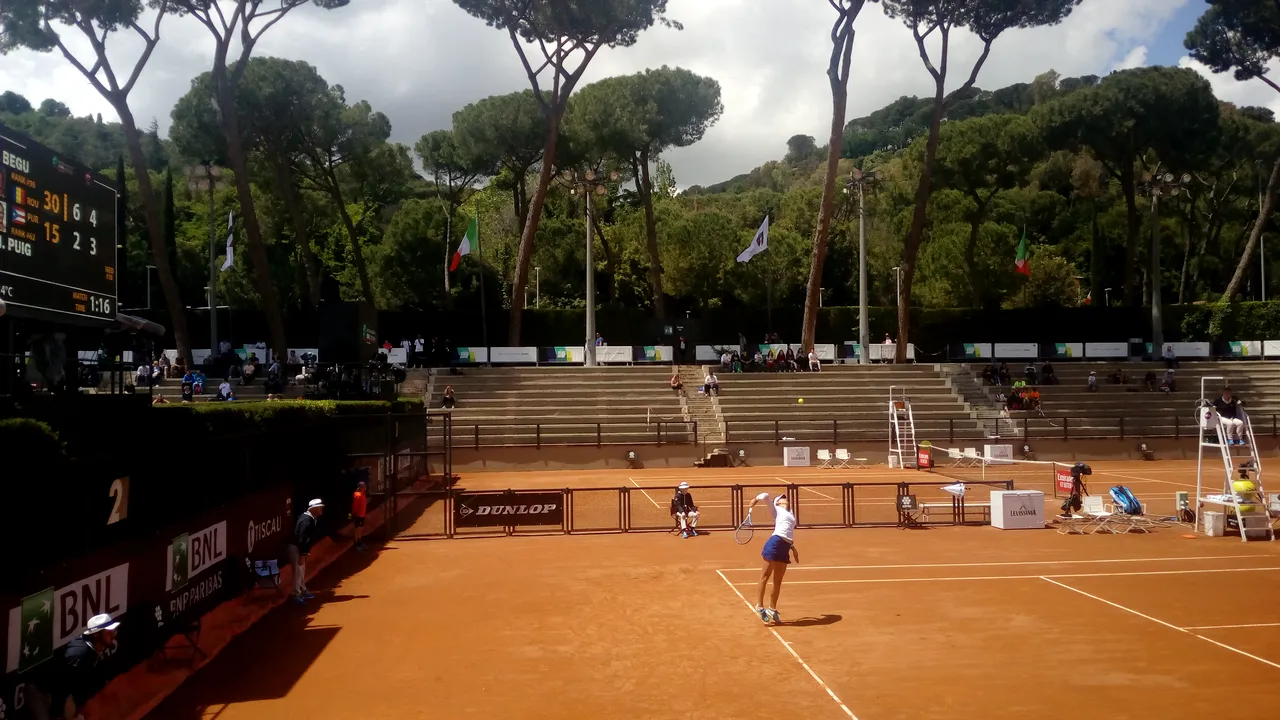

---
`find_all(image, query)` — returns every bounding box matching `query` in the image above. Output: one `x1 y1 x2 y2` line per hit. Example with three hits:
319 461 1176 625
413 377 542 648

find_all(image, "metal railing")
389 480 1016 539
452 419 699 449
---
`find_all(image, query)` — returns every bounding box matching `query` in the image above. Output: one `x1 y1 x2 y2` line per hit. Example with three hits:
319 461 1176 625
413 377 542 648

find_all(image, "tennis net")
926 446 1075 498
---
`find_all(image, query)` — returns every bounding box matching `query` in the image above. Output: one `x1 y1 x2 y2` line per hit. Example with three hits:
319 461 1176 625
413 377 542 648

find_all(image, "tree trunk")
966 216 982 308
513 174 529 236
326 167 376 308
116 103 192 364
1177 200 1195 304
801 9 855 351
270 157 322 308
1119 164 1141 307
636 151 666 319
1090 199 1103 305
1224 156 1280 301
213 77 288 362
509 113 563 345
592 216 618 302
896 82 947 361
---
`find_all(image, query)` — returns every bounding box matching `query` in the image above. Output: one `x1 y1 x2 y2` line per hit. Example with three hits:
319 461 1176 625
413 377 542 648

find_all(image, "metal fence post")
596 423 602 448
833 419 838 443
473 424 479 450
1119 416 1125 440
774 419 780 444
536 424 541 448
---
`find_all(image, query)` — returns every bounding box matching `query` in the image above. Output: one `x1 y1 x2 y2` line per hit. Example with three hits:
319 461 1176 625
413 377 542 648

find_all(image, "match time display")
0 121 118 323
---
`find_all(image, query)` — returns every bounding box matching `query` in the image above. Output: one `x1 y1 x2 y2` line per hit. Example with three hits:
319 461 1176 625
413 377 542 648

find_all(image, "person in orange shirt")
350 480 369 551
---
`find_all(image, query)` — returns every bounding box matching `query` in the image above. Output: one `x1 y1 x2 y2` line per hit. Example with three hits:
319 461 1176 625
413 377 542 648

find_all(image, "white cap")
678 482 689 490
308 498 324 509
84 614 119 634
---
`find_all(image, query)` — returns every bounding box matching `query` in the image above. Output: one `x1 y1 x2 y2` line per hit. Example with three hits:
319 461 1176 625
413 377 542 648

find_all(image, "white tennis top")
770 501 797 542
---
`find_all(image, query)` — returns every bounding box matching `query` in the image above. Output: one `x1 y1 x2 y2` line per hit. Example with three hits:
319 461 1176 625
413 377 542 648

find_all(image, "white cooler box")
990 490 1045 529
1203 511 1225 537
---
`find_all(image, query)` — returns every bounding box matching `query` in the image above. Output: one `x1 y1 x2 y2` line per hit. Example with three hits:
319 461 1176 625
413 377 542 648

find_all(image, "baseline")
727 567 1280 586
715 554 1272 573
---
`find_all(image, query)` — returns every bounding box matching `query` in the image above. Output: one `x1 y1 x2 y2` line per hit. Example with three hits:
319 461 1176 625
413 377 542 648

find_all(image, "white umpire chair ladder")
1195 376 1274 543
889 386 918 469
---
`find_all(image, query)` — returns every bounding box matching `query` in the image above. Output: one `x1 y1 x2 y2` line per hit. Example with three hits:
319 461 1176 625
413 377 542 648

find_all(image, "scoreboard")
0 121 118 323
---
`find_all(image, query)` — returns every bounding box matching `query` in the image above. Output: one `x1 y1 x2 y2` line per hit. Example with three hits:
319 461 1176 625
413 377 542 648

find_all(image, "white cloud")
0 0 1195 187
1180 56 1280 117
1114 45 1149 72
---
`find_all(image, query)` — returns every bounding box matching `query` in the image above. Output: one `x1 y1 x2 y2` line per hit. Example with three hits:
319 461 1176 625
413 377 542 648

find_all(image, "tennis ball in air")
797 398 804 404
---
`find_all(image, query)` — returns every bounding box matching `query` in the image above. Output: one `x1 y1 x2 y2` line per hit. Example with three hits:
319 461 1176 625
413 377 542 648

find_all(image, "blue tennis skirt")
761 535 792 564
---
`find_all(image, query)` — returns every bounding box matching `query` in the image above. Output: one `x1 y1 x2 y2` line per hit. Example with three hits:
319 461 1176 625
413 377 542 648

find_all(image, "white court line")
1041 577 1280 671
714 570 858 719
780 477 838 500
717 554 1271 573
627 477 661 509
1182 623 1280 630
729 567 1280 586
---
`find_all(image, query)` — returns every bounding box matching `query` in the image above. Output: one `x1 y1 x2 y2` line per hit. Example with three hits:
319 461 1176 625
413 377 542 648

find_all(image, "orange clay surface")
146 460 1280 720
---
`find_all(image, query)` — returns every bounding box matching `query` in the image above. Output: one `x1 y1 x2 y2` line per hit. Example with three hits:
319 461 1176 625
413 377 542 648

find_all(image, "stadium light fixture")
561 166 622 367
844 168 881 363
1139 172 1191 350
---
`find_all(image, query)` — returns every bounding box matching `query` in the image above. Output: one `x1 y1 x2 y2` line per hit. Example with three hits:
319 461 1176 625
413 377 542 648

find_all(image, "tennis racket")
735 511 754 544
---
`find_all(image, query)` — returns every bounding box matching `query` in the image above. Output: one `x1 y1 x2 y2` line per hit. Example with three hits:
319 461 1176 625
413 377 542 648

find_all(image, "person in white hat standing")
288 499 324 604
671 482 700 538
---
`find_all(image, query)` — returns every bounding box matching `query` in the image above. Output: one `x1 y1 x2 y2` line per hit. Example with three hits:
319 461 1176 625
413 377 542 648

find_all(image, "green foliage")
452 0 678 48
152 398 424 435
1185 0 1280 83
0 418 64 466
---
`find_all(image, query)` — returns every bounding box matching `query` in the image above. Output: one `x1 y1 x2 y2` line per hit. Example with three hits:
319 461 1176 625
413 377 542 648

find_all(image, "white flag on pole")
736 215 769 263
220 210 234 271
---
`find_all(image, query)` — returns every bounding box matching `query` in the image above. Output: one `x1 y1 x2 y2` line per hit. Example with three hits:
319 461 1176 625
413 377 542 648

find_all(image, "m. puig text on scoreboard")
4 236 32 256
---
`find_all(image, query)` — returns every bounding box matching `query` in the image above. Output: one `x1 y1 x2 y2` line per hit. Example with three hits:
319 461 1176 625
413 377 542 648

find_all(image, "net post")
621 486 630 532
565 488 572 534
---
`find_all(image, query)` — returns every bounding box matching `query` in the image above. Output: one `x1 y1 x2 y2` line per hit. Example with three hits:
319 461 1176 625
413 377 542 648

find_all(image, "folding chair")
961 448 982 467
947 448 965 466
1057 496 1111 535
816 449 833 469
834 449 864 468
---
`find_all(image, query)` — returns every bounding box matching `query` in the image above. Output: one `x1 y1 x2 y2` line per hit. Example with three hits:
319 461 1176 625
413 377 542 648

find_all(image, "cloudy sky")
1 0 1278 188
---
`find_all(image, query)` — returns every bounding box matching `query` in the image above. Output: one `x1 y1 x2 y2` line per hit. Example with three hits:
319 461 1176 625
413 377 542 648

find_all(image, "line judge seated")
671 482 700 538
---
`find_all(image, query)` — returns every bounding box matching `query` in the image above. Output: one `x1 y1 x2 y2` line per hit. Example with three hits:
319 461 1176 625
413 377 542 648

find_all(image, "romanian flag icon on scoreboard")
14 186 26 206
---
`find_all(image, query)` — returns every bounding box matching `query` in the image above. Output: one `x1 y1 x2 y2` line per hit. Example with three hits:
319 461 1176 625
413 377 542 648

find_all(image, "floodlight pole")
1142 172 1190 351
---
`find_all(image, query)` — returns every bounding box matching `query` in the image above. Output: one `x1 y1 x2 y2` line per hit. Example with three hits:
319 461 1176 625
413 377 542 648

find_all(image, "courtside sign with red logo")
1055 467 1074 495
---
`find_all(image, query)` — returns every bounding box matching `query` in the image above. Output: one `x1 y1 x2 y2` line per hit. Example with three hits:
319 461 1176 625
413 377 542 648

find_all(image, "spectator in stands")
678 337 688 364
288 499 323 603
217 380 235 401
671 482 700 538
30 613 121 720
1040 362 1058 385
982 365 996 385
670 371 684 396
1214 388 1246 445
150 361 163 384
181 377 194 402
808 348 821 372
780 347 796 372
135 363 150 388
240 356 257 386
997 362 1011 385
264 363 284 398
1023 362 1037 384
882 333 893 344
595 333 605 346
1027 388 1041 410
1087 371 1097 392
1163 345 1178 369
1111 367 1125 384
442 385 456 409
351 481 368 551
414 335 425 368
751 349 765 371
703 371 719 396
1143 370 1158 391
720 351 732 372
158 353 171 377
1160 368 1176 393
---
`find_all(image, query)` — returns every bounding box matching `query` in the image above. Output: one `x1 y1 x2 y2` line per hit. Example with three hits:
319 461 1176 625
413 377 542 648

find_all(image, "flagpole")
476 197 488 351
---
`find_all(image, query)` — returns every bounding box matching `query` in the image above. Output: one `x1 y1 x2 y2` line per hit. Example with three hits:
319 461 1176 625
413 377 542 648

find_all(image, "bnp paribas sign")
5 564 129 673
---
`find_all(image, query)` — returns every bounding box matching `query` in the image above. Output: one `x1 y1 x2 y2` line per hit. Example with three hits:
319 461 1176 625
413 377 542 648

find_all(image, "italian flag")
450 217 477 272
1014 228 1030 276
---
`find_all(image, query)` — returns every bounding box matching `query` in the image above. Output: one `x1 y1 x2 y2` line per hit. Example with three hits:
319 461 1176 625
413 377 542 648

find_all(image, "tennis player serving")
748 491 799 624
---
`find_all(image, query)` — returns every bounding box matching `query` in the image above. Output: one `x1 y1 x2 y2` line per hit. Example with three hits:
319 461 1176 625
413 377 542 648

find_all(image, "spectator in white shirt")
808 349 821 372
703 372 719 396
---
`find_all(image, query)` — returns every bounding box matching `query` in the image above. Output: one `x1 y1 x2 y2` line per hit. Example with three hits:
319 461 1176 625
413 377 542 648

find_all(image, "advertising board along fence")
389 480 1015 540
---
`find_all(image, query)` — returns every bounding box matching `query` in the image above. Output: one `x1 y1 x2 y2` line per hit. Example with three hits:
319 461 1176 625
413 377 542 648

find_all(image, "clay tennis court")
145 461 1280 719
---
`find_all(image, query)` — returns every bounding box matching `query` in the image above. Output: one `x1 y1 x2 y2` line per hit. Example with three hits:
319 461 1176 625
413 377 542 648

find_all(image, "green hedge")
152 397 424 435
0 418 64 466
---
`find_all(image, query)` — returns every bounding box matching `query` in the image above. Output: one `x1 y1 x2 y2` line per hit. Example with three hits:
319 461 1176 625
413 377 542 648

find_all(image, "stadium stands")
712 363 985 443
424 365 694 447
966 361 1280 438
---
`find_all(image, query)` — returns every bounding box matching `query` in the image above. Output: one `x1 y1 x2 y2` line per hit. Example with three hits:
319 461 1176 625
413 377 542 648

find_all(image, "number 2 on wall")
107 477 130 525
